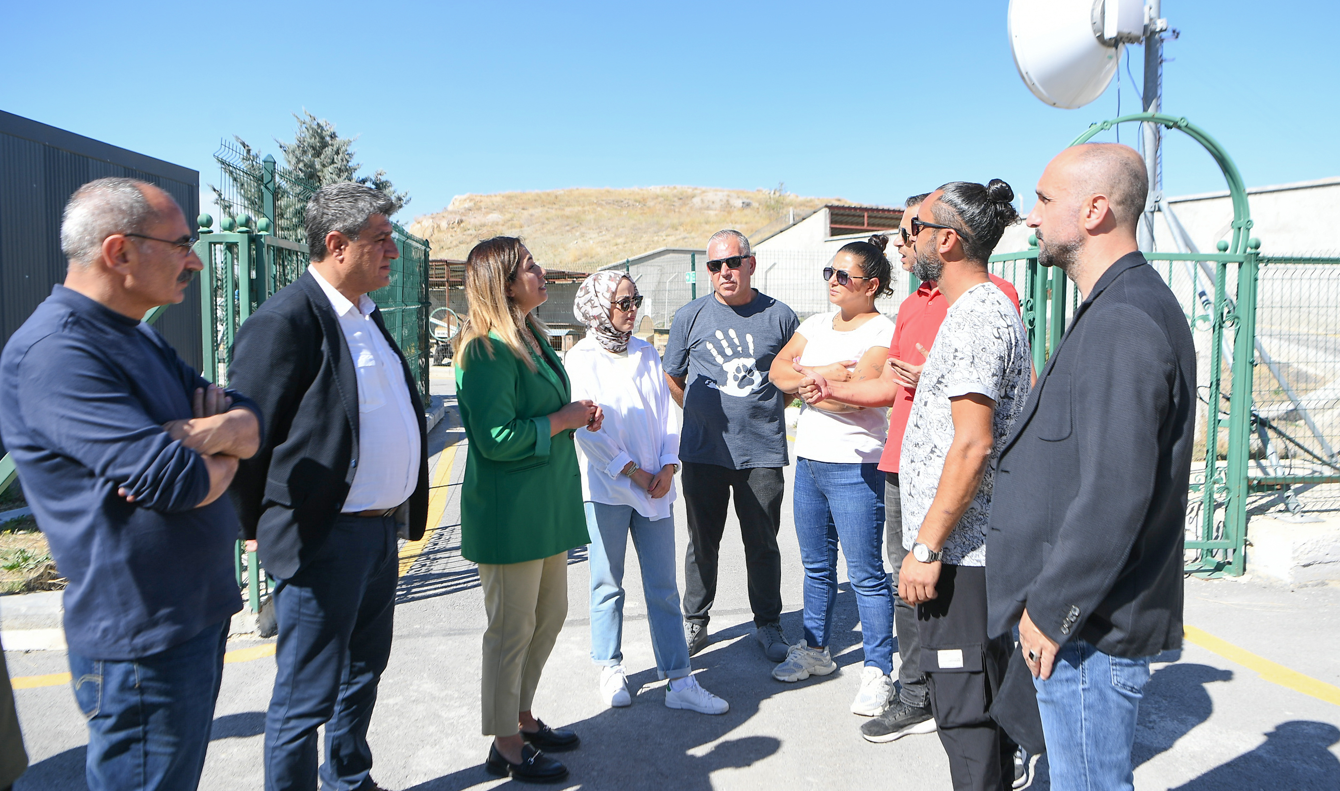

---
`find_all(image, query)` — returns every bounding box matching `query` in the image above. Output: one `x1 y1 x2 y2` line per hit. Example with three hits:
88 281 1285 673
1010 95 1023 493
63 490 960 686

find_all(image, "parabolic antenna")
1009 0 1142 109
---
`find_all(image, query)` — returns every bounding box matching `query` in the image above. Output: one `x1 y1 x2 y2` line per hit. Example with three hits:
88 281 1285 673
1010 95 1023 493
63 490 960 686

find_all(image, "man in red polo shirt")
798 192 1020 744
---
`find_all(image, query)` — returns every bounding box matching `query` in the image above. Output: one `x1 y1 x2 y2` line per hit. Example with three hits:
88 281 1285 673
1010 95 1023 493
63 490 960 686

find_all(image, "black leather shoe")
520 719 580 752
484 743 568 783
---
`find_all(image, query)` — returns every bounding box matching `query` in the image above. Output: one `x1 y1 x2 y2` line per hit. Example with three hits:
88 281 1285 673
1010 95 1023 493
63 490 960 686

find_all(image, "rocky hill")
408 186 848 270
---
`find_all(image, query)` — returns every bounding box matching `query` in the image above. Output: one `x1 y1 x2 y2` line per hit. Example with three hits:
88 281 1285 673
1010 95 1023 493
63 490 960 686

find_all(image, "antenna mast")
1139 1 1170 250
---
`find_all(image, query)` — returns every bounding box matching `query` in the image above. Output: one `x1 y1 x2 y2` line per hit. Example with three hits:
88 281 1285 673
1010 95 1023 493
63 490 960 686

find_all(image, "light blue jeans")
793 458 894 674
1034 639 1151 791
585 501 691 680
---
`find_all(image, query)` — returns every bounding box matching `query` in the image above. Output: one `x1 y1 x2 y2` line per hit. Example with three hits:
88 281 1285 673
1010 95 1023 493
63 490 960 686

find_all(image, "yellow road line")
397 442 458 576
1183 625 1340 707
12 642 281 690
12 672 69 690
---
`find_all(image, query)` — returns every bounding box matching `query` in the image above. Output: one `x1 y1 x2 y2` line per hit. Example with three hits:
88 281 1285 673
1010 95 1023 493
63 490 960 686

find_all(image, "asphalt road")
6 367 1340 790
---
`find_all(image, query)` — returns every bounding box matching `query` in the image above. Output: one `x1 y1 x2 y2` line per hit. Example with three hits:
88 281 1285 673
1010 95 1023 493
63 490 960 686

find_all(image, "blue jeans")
68 619 229 791
792 458 894 674
585 502 691 680
266 514 399 791
1034 639 1151 791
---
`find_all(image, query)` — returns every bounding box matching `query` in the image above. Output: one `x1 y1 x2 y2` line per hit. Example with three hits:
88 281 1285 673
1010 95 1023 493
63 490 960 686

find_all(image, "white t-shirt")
900 282 1031 566
793 311 896 464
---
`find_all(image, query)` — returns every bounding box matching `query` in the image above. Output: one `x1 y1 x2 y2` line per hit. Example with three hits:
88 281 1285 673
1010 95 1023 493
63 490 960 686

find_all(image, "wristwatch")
912 542 942 563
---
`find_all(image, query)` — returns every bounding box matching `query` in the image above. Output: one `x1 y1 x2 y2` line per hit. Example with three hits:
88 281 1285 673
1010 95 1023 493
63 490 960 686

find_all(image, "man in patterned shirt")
898 180 1032 791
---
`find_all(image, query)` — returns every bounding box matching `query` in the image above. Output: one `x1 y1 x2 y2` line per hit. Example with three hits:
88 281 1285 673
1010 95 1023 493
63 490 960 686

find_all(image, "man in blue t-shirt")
0 179 261 791
663 229 799 662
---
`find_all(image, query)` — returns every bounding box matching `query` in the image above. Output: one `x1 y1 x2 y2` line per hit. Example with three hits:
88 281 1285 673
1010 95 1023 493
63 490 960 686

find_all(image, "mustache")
178 269 196 284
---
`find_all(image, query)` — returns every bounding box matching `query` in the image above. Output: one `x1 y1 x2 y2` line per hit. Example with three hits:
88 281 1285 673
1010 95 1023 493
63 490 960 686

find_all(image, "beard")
1036 231 1080 274
912 245 944 284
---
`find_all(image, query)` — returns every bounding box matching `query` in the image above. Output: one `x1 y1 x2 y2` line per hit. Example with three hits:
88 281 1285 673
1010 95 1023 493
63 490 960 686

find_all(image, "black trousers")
918 564 1015 791
681 463 785 627
885 472 929 706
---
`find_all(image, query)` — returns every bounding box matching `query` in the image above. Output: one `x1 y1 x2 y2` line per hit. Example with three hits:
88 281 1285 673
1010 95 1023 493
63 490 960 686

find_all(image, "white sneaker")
851 665 895 716
664 674 728 715
599 665 631 708
771 642 837 682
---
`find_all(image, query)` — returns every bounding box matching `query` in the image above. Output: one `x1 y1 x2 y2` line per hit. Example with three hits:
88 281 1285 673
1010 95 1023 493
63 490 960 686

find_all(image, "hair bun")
868 233 890 253
987 179 1015 204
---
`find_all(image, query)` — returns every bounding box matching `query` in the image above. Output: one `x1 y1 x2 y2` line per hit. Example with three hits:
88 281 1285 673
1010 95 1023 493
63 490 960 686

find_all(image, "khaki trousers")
478 552 569 737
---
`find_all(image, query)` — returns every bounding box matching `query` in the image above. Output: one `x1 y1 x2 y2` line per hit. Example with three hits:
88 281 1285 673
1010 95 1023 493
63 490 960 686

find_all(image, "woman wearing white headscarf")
566 271 728 714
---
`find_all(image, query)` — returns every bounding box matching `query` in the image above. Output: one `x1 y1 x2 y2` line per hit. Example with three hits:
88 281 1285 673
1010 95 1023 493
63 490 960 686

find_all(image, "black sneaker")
685 621 708 656
860 697 936 743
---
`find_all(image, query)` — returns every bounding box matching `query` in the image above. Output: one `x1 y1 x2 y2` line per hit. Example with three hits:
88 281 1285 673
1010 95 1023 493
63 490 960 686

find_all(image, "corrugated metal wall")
0 111 201 361
0 110 201 456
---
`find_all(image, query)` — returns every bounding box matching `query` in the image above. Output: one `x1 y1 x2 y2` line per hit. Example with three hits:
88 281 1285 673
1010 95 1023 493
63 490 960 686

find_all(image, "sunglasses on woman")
822 266 872 286
612 295 644 312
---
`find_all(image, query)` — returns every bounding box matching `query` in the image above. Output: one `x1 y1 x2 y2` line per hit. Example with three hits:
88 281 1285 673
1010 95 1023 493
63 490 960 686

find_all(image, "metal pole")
690 253 697 301
261 155 277 231
1139 0 1163 252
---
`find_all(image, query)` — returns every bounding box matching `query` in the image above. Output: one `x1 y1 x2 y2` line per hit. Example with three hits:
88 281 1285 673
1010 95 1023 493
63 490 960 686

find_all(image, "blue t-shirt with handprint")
663 290 798 469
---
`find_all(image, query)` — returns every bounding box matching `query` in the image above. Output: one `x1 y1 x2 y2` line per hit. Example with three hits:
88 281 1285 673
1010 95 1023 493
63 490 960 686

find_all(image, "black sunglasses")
909 217 959 239
123 232 199 253
612 295 644 312
822 266 872 286
705 255 751 273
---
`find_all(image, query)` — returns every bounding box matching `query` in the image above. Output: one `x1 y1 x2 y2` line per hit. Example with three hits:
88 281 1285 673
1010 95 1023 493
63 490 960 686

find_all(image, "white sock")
669 676 693 692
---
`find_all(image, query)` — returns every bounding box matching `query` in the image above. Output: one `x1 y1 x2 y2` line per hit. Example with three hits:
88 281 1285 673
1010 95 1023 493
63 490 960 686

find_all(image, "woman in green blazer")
454 236 599 784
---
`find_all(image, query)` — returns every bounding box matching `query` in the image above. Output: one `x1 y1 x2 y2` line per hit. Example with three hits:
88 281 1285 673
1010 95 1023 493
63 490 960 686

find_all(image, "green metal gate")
986 113 1340 577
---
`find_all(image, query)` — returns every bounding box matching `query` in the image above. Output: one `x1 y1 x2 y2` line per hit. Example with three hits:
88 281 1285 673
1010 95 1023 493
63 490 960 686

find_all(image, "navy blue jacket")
987 254 1197 658
0 286 260 660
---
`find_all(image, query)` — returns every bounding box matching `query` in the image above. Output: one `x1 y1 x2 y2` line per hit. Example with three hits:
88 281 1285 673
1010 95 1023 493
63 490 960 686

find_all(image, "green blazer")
455 331 588 565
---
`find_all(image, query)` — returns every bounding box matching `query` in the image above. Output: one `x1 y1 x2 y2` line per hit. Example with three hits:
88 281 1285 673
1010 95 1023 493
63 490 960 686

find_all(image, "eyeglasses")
822 266 872 286
612 295 644 312
122 232 199 254
705 255 751 273
909 217 959 239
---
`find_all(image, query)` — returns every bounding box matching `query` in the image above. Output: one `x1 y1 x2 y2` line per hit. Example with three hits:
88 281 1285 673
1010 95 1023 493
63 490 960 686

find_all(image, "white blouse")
566 335 681 520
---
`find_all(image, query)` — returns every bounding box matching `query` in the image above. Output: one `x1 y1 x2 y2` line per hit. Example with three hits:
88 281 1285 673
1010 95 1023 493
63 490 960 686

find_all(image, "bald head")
1052 144 1148 232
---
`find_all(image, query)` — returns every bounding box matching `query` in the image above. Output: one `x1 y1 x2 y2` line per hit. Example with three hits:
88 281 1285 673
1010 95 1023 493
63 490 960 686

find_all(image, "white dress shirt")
566 336 680 520
309 267 421 512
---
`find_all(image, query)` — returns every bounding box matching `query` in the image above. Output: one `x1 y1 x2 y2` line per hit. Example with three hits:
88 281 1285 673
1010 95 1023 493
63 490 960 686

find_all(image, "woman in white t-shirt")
768 235 898 717
567 271 728 717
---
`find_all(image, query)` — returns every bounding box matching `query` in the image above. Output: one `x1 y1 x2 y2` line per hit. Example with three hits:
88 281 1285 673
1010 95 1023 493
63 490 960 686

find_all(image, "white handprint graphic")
705 328 767 397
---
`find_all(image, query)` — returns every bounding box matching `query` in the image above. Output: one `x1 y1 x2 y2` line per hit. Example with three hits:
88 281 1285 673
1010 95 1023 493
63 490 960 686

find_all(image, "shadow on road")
404 586 867 790
1171 720 1340 790
16 711 266 790
1134 662 1234 767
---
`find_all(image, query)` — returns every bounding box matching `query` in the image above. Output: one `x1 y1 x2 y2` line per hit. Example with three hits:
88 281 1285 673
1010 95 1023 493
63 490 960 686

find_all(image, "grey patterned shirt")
901 282 1032 567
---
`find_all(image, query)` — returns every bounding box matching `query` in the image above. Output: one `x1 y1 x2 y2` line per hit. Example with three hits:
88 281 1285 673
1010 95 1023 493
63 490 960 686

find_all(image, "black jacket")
227 272 429 580
987 253 1196 658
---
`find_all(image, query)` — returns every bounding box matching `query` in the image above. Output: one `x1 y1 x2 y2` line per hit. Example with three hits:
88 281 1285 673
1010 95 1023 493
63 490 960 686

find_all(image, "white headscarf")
573 271 636 354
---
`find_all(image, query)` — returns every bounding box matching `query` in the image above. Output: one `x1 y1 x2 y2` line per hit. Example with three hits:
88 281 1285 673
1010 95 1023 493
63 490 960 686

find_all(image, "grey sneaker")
859 697 936 743
755 621 790 662
684 620 708 656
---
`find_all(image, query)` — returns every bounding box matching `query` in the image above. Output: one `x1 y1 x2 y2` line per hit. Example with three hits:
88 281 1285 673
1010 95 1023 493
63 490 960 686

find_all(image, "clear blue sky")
3 1 1337 224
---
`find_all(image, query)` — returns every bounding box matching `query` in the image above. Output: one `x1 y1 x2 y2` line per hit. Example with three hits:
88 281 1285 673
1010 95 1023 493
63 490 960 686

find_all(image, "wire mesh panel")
1252 257 1340 479
376 224 432 401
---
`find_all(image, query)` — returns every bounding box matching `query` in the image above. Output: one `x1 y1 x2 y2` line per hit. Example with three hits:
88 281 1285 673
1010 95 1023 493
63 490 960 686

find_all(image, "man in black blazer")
987 144 1196 790
229 183 429 791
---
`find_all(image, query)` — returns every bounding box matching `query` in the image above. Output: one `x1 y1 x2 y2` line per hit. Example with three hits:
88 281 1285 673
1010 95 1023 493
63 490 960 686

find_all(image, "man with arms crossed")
801 194 1020 745
988 144 1196 791
663 229 799 661
229 183 430 791
0 178 261 790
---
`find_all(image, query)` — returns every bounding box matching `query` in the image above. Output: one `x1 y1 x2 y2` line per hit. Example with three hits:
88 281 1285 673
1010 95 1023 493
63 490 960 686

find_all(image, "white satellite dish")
1008 0 1144 109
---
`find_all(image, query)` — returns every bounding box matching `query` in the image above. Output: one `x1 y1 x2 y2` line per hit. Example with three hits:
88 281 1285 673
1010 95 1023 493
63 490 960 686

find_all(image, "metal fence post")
690 254 696 301
1223 240 1261 576
261 155 277 231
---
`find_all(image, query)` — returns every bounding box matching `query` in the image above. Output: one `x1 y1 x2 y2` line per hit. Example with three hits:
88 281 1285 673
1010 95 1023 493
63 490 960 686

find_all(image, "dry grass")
408 186 849 271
